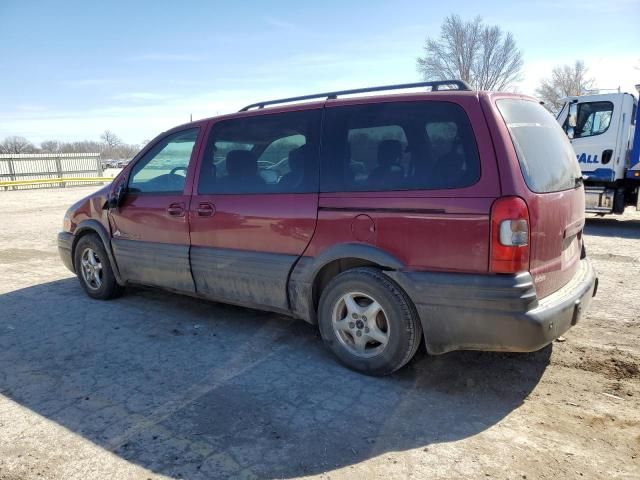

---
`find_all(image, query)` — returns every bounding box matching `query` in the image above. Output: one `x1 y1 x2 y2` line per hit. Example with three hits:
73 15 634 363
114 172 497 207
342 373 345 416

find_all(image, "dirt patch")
556 344 640 380
578 356 640 380
589 252 639 263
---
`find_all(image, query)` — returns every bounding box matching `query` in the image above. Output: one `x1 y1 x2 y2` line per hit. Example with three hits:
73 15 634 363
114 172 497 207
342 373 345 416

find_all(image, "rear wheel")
318 267 422 376
74 234 122 300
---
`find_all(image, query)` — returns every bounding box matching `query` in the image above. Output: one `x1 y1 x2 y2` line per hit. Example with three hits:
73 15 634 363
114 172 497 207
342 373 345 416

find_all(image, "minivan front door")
189 110 321 312
108 127 201 292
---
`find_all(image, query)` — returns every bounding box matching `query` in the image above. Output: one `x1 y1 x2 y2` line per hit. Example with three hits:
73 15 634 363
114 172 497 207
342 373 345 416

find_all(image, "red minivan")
58 80 598 375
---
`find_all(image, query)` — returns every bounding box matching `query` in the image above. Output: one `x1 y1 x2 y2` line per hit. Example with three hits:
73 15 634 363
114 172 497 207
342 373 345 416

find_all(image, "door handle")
196 202 215 217
167 202 185 217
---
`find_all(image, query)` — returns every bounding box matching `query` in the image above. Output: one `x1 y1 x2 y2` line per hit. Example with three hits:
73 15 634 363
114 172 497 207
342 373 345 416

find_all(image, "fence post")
54 154 65 188
8 157 16 191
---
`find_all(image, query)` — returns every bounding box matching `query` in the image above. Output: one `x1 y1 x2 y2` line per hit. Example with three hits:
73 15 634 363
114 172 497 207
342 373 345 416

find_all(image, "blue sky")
1 0 638 144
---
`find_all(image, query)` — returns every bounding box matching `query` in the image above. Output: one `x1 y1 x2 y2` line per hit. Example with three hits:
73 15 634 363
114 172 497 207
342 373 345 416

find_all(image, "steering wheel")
169 166 188 176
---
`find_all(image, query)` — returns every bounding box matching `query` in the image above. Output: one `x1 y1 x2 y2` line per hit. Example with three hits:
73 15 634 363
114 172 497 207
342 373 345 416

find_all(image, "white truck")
556 87 640 214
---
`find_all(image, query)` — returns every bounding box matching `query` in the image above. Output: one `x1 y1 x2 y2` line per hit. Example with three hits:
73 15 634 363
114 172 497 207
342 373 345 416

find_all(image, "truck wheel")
74 234 122 300
318 267 422 376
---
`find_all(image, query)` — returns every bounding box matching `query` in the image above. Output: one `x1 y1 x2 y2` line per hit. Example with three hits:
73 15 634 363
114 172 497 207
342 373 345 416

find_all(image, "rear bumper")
386 258 597 355
58 231 75 273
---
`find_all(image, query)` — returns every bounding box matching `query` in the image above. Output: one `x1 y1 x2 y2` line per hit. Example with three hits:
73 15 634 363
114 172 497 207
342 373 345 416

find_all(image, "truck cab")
556 91 639 214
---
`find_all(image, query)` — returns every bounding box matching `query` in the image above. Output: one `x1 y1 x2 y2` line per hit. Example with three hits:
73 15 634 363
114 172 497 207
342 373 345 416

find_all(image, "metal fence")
0 153 103 190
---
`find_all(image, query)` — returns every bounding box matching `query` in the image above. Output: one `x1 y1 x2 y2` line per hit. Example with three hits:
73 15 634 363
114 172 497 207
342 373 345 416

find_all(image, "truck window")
497 99 581 193
572 101 614 138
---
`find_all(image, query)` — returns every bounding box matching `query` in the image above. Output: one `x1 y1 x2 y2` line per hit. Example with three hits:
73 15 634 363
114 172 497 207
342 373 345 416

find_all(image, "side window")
348 126 408 187
574 101 613 138
198 110 321 194
129 128 199 193
427 122 458 158
209 141 252 179
320 101 480 192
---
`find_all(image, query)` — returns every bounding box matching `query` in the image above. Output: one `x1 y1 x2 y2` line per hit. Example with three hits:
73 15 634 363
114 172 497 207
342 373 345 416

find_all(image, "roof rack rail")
239 79 472 112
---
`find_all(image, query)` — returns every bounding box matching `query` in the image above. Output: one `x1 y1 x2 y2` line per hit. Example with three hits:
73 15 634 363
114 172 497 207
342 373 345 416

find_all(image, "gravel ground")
0 186 638 480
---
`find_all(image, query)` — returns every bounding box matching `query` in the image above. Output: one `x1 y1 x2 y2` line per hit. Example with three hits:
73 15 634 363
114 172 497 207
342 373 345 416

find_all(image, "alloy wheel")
331 291 390 358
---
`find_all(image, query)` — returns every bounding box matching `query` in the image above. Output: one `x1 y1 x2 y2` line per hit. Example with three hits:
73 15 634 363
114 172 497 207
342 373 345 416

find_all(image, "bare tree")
1 135 138 159
62 140 102 154
112 144 140 159
40 140 62 153
417 15 523 91
100 130 122 150
536 61 595 112
0 136 36 154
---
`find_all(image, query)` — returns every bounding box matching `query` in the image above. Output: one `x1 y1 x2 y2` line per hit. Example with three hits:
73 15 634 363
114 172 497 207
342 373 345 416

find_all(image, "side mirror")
105 182 127 209
568 102 578 128
567 127 575 140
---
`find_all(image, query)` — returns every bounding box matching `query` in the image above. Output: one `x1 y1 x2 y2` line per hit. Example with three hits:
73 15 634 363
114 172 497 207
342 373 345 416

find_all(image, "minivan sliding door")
189 109 322 312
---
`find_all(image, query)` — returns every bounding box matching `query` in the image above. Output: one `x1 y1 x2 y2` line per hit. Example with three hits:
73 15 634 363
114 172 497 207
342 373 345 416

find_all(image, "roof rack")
238 79 472 112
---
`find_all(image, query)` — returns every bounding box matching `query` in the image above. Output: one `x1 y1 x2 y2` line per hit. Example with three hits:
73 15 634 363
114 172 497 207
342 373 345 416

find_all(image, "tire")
318 267 422 376
74 233 123 300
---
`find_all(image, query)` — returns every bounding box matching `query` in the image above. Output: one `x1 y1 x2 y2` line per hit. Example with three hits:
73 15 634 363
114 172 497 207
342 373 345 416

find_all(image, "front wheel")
318 267 422 376
74 233 122 300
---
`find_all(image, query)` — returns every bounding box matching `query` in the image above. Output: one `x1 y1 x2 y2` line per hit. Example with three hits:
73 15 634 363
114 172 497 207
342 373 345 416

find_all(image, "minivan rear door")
494 98 585 298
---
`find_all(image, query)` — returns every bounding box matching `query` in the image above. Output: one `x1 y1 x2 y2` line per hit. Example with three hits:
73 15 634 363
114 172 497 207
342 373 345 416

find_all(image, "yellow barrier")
0 177 114 187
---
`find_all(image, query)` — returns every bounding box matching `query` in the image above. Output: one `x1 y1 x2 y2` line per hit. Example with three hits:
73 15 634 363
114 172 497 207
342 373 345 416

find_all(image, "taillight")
490 196 530 273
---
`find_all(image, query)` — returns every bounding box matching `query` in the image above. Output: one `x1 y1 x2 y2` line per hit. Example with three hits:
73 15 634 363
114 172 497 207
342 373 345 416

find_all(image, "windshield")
497 99 582 193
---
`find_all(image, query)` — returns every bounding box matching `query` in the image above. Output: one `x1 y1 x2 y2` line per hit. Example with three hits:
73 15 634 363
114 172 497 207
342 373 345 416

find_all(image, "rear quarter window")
497 99 581 193
320 101 481 192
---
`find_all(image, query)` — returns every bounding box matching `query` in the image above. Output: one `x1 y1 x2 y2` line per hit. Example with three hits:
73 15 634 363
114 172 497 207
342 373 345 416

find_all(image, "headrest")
288 144 308 170
378 139 403 165
226 150 257 177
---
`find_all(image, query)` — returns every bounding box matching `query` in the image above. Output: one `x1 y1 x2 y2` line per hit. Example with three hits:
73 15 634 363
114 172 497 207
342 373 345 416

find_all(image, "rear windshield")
497 99 581 193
